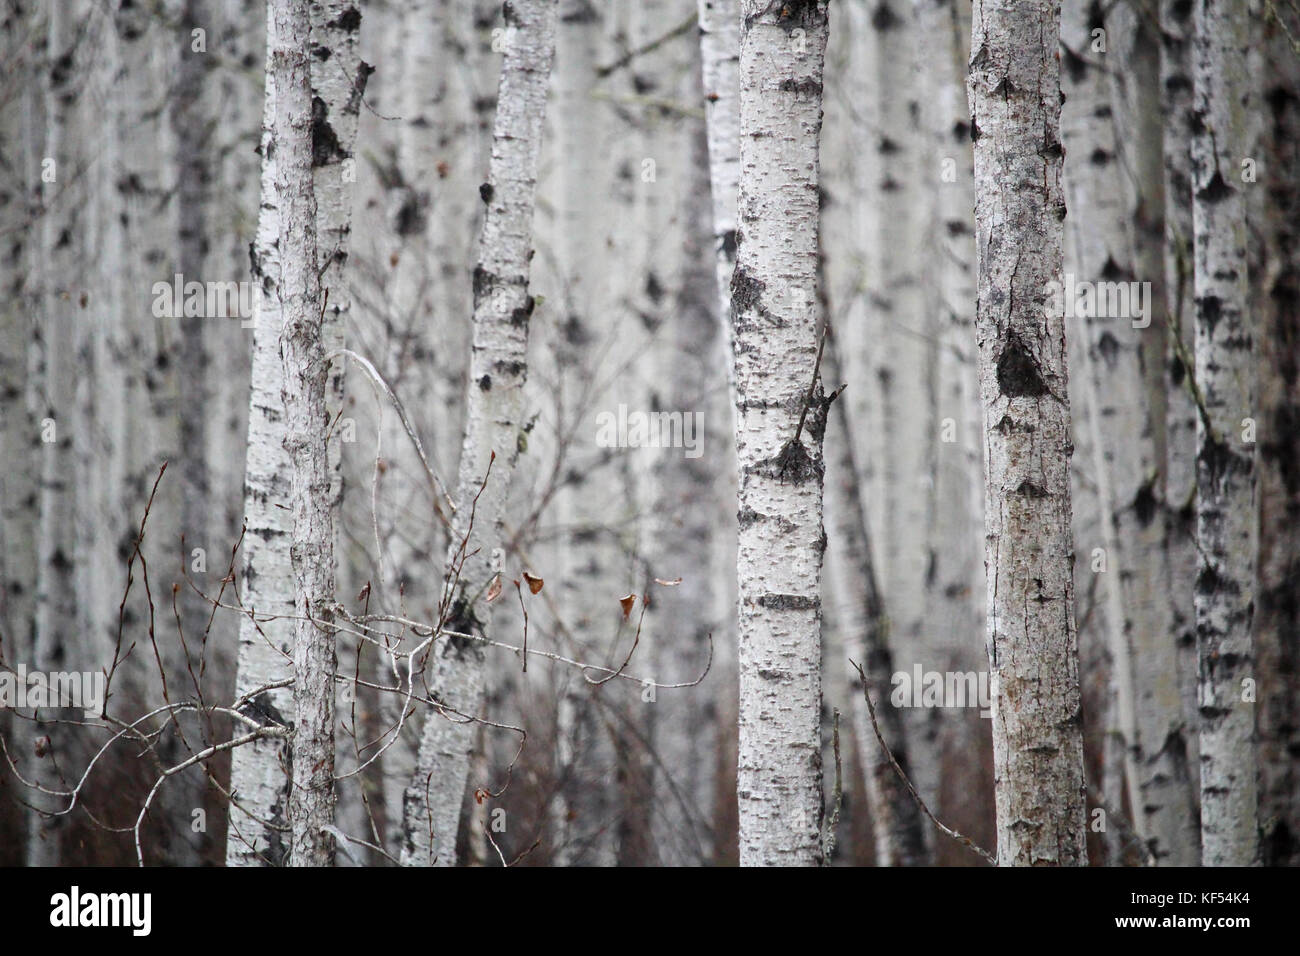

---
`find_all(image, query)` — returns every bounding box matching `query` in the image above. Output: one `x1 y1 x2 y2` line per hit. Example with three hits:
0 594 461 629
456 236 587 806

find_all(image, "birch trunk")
967 0 1088 866
543 0 622 866
1191 0 1258 868
1061 0 1193 864
400 0 557 867
647 120 723 867
265 0 333 869
26 0 88 867
696 0 742 865
867 1 943 817
0 67 37 860
228 0 364 867
1108 0 1201 865
1158 0 1205 847
823 336 929 866
1255 8 1300 867
732 0 830 867
913 0 986 858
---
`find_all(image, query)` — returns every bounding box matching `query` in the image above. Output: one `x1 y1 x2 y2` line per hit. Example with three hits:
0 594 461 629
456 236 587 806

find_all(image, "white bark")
868 1 942 817
26 0 88 868
1158 0 1206 855
268 0 336 869
823 336 929 866
912 0 986 851
228 0 365 867
400 0 557 867
967 0 1088 866
1255 9 1300 867
542 0 622 867
1191 0 1258 868
648 121 725 866
695 0 742 867
732 0 830 867
1061 0 1194 865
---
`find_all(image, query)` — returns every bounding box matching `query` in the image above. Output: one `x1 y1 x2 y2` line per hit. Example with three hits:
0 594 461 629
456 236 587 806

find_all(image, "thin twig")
851 659 998 866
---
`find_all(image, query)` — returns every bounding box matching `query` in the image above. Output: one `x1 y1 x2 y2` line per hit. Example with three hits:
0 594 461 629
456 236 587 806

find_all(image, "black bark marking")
1096 330 1121 369
1100 255 1129 282
1062 45 1089 84
996 334 1049 397
1198 432 1251 490
720 229 737 261
510 295 535 326
871 2 901 31
1132 476 1159 527
773 438 819 483
1196 170 1235 203
779 77 823 101
1014 480 1049 498
1198 293 1223 337
1261 402 1300 495
479 181 494 204
311 96 344 167
645 271 664 304
326 6 362 32
444 594 485 656
731 264 777 330
756 593 820 611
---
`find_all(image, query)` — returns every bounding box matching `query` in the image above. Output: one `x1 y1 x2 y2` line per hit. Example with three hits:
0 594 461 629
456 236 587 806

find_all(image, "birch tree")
1158 0 1205 853
25 0 88 868
400 0 558 867
731 0 830 867
1191 0 1258 868
1061 0 1194 865
822 336 929 866
228 0 365 867
695 0 742 866
967 0 1088 867
268 0 335 869
1255 6 1300 867
913 0 985 849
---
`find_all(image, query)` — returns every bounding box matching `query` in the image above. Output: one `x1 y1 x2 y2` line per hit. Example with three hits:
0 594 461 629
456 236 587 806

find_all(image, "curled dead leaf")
485 574 503 603
654 577 682 587
522 571 544 594
619 593 636 620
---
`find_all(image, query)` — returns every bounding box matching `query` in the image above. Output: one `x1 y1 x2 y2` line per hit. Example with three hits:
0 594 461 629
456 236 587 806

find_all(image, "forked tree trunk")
1191 0 1258 868
967 0 1088 866
400 0 557 867
732 0 831 867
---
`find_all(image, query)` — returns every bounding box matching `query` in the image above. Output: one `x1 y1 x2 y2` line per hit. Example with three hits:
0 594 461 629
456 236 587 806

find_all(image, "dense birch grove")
0 0 1297 868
